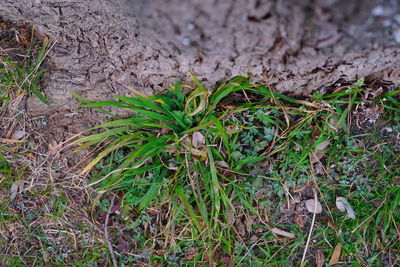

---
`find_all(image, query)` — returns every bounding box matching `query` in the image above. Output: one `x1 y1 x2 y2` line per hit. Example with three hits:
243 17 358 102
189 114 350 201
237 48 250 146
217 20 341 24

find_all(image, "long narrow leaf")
175 186 203 232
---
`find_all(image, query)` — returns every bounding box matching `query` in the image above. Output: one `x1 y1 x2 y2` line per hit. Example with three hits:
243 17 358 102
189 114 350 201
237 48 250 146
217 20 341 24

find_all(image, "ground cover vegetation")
1 21 106 266
0 20 399 267
72 75 400 266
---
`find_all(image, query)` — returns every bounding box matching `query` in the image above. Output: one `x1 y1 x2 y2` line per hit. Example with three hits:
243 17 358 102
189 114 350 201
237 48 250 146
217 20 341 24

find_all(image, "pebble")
394 29 400 43
383 19 392 27
372 6 385 16
383 127 393 133
186 23 195 31
394 14 400 24
182 37 191 46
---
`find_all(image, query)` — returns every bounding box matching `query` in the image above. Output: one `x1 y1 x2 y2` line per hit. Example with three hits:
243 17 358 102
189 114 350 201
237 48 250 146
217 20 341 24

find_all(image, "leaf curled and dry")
316 249 325 267
315 139 331 152
10 182 19 200
329 243 342 265
192 131 204 148
305 199 323 214
336 197 356 219
270 227 296 238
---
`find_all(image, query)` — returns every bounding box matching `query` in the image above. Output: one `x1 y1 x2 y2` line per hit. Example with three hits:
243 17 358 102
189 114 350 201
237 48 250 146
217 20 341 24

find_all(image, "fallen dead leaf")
312 126 322 139
270 227 296 238
315 139 331 152
18 32 31 47
320 216 336 229
245 215 254 233
18 180 24 193
183 247 199 261
336 197 356 219
25 152 35 159
298 100 320 108
249 235 258 243
237 222 246 237
328 219 336 229
376 237 384 250
192 131 204 148
42 250 50 263
329 243 342 265
305 199 323 214
294 213 305 227
48 140 62 158
310 152 324 164
11 129 25 140
220 257 232 264
292 182 309 193
0 138 24 144
255 188 268 199
316 249 325 267
315 162 324 174
10 182 19 200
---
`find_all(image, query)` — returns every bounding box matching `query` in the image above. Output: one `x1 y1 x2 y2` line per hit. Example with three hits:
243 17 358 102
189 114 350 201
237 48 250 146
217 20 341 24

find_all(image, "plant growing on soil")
0 30 50 106
73 77 400 265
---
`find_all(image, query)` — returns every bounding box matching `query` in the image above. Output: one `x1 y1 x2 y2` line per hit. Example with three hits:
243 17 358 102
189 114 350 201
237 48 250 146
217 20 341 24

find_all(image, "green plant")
74 75 287 260
75 76 400 265
0 33 49 105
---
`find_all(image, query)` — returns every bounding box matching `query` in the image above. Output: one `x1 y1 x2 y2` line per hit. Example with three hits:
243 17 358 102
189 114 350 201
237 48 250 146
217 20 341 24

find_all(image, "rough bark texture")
1 0 400 128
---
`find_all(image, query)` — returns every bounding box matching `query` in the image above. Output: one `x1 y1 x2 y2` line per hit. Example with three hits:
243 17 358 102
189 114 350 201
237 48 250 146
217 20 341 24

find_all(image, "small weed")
0 25 50 107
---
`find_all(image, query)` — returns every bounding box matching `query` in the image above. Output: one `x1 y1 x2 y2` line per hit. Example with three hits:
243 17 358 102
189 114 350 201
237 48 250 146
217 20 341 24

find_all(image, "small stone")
395 15 400 24
372 6 385 16
393 29 400 43
383 127 393 133
186 22 195 31
182 37 191 46
383 19 392 27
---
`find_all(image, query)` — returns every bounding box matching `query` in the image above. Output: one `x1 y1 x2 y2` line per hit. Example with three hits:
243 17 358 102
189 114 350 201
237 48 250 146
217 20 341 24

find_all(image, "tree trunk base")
1 0 399 126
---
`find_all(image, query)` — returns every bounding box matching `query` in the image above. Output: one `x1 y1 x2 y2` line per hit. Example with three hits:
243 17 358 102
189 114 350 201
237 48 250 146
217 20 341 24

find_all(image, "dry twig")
105 195 118 267
301 188 318 266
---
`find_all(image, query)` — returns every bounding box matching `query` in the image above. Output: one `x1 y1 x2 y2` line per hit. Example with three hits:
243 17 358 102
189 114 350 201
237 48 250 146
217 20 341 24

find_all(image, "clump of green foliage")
75 76 400 265
0 32 49 106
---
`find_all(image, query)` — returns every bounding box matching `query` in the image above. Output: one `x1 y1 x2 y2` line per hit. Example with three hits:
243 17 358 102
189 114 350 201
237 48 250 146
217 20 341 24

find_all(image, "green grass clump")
75 76 400 265
0 32 49 107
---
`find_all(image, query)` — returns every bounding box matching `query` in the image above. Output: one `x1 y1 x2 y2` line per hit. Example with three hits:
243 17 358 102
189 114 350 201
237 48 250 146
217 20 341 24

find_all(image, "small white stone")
383 127 393 133
394 14 400 24
383 19 392 27
393 29 400 43
372 6 385 16
182 37 190 46
186 23 195 31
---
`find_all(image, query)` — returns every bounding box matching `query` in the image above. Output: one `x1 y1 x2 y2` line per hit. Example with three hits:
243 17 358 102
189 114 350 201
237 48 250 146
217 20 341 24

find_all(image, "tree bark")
1 0 399 119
